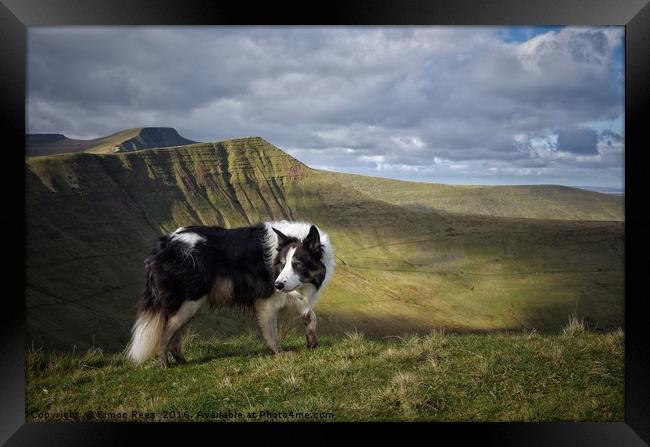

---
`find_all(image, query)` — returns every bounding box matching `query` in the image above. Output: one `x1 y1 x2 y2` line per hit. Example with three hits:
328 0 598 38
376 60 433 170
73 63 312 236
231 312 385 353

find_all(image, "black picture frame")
3 0 649 444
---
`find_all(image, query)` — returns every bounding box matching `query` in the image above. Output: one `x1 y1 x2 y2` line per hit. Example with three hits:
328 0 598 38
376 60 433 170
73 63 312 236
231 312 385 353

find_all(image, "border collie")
126 220 334 368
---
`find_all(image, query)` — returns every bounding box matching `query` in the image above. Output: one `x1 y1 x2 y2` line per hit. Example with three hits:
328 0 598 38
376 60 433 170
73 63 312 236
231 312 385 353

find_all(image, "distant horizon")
314 165 625 193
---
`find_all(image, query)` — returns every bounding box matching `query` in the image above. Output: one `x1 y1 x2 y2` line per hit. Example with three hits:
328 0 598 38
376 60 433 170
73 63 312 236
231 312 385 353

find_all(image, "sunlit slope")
322 171 624 221
26 127 196 157
291 170 623 335
26 137 624 352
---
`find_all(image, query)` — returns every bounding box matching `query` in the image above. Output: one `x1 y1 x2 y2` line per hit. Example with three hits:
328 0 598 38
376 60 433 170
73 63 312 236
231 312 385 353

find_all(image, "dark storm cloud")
27 26 624 186
556 126 599 154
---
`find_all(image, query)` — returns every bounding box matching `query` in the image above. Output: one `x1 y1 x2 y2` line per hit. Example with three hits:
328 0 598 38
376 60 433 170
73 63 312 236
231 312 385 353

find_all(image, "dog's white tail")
126 310 166 364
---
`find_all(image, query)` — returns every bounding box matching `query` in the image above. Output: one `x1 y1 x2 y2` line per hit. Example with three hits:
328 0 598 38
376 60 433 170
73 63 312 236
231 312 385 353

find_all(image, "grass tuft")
343 329 365 342
562 315 586 337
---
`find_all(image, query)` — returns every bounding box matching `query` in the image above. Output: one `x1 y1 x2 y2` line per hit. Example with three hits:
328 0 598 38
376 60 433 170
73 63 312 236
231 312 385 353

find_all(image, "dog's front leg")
255 298 282 353
303 309 317 349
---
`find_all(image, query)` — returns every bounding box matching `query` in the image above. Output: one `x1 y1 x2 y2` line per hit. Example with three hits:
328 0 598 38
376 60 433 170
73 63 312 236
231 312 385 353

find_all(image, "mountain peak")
26 127 196 157
112 127 196 153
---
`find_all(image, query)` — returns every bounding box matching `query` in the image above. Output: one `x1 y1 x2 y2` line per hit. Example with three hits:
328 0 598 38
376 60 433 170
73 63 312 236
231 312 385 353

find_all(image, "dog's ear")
273 227 291 247
304 225 323 260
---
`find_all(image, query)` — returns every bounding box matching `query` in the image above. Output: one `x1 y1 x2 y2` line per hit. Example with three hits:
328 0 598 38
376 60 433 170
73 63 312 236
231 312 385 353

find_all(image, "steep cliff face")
26 136 624 352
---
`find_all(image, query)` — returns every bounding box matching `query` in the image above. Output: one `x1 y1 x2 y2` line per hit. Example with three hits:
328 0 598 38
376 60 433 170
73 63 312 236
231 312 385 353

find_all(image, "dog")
126 220 334 368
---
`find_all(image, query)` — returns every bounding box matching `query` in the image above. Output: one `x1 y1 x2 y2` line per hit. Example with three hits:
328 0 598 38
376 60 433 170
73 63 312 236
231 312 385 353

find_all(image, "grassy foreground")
27 321 624 422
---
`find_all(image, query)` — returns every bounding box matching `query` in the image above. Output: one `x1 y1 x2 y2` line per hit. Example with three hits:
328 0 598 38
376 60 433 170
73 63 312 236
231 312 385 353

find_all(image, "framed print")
3 0 649 444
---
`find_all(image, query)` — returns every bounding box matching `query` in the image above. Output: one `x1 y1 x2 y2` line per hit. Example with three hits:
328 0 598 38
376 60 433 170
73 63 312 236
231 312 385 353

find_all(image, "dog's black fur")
140 224 276 317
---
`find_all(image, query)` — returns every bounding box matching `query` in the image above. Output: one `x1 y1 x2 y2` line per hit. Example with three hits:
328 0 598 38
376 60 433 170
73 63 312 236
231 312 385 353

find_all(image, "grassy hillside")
25 137 624 353
26 328 624 422
26 127 195 157
323 171 624 221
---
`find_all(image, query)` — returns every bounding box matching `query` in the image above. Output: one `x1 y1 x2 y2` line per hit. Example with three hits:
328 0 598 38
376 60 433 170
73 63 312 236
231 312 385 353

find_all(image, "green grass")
26 325 624 422
323 170 624 221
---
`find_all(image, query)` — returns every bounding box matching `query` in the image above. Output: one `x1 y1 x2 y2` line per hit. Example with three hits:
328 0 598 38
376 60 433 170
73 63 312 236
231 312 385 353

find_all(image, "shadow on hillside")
315 308 623 339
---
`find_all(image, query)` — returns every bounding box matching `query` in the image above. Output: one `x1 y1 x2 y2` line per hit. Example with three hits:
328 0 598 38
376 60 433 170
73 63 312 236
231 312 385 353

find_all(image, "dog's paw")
306 332 317 349
173 355 187 365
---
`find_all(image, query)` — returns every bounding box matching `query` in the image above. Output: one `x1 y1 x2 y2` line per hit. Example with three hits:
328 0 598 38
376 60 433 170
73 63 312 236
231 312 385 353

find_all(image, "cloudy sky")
28 26 624 189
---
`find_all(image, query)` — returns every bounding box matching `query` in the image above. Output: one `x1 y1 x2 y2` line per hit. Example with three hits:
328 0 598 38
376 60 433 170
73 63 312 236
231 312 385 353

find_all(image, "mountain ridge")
26 127 196 157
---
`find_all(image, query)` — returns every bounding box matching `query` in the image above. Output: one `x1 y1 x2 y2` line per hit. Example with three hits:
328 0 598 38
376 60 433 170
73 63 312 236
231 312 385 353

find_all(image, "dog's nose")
274 281 284 290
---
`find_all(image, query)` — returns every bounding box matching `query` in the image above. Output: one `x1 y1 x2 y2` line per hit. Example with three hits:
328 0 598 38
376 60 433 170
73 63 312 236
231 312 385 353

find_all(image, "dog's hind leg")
159 297 205 368
170 308 204 365
255 296 284 354
169 324 189 365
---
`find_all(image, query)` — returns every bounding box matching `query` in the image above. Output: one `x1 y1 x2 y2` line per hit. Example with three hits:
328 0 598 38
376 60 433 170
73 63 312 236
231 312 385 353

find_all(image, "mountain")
26 127 196 157
25 135 624 352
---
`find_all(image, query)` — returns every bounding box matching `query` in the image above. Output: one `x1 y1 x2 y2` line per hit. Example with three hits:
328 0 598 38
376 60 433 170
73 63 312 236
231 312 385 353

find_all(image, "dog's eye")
293 261 303 268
